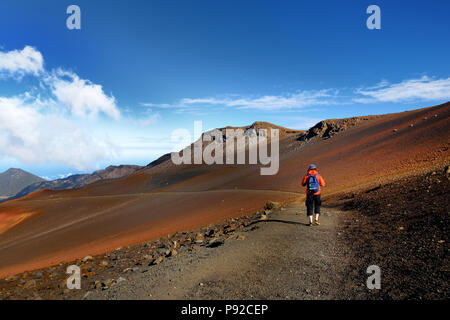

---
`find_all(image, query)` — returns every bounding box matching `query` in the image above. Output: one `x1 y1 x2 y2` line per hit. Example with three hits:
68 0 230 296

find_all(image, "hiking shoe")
314 221 320 226
307 223 313 227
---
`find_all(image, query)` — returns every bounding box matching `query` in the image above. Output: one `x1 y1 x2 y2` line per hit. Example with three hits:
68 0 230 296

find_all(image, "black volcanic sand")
332 167 449 299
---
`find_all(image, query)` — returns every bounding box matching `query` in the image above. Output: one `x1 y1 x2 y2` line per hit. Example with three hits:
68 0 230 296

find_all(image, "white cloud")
49 70 120 120
142 89 342 112
0 46 44 78
135 113 160 127
0 96 117 170
58 173 73 179
355 76 450 103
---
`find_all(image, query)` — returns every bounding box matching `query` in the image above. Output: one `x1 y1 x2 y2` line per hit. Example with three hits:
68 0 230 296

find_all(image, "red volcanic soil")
0 102 448 277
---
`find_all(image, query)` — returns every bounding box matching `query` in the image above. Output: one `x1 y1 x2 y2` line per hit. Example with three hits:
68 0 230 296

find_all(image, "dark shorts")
306 194 321 216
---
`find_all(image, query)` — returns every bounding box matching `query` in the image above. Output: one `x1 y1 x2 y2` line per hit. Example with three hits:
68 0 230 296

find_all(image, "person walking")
301 164 326 226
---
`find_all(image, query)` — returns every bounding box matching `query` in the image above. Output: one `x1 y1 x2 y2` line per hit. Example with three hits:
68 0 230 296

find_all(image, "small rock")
195 233 205 241
260 214 268 220
23 279 37 289
206 239 224 248
82 291 92 300
100 260 109 267
94 280 102 289
82 255 93 262
104 278 115 287
117 277 126 283
264 201 280 210
5 275 17 282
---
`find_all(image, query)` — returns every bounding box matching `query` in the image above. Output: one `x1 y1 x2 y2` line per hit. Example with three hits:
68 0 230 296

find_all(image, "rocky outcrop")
297 116 379 142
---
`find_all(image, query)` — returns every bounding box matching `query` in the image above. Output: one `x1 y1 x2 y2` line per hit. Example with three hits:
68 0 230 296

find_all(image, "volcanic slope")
0 102 448 277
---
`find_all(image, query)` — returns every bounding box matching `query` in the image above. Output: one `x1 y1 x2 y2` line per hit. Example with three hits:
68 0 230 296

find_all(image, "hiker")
301 164 326 226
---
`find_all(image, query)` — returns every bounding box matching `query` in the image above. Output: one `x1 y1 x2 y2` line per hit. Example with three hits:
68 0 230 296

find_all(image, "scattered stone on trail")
94 280 103 290
100 260 109 267
196 233 205 241
149 256 164 266
260 214 268 220
82 291 92 300
264 201 280 211
206 239 224 248
104 278 115 287
23 280 37 289
393 129 398 133
117 277 126 283
82 255 93 262
5 276 17 282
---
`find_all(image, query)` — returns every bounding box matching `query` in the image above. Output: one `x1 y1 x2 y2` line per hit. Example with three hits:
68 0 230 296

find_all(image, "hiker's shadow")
248 219 310 227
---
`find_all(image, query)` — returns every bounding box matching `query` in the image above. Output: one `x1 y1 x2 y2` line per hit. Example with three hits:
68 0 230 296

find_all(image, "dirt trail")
87 204 354 300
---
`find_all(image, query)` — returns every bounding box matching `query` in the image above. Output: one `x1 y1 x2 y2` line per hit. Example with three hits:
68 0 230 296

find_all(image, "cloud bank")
0 46 120 170
355 76 450 103
142 76 450 113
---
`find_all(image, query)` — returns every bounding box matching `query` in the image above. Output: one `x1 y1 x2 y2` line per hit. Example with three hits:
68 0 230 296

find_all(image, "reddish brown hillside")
0 102 448 277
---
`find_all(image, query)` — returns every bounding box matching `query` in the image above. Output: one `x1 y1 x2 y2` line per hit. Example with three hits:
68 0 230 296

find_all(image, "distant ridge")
0 168 46 198
3 165 142 202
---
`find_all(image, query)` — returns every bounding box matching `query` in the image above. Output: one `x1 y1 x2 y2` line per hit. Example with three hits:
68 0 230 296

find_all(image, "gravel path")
88 204 351 300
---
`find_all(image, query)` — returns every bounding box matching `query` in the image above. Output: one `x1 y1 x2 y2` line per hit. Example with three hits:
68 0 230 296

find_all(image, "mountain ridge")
2 165 142 202
0 168 46 198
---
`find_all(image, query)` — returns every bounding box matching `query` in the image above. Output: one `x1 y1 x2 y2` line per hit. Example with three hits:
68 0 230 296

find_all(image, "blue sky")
0 0 449 178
